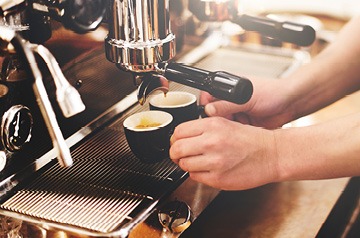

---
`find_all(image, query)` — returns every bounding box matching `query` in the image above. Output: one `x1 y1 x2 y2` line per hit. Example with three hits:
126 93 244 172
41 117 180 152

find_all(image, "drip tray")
1 141 184 233
0 80 199 237
0 90 189 235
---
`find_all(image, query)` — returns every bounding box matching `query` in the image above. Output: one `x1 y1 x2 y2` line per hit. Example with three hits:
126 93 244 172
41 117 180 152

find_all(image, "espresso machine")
0 0 315 237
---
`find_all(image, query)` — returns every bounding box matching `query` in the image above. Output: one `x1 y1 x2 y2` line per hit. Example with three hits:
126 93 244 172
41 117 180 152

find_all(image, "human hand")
200 77 295 129
169 117 280 190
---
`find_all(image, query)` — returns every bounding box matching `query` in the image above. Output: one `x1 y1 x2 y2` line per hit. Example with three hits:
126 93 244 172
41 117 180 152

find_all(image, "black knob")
58 0 106 33
32 0 106 34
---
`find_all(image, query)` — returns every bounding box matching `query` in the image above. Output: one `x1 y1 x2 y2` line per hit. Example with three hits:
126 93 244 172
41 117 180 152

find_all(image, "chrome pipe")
25 42 73 168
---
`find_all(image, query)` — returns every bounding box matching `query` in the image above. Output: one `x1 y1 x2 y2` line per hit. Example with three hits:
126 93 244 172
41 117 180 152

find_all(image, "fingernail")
170 134 174 146
205 104 216 116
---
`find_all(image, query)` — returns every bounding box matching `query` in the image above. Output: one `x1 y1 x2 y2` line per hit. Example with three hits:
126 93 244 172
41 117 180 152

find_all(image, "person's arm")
281 15 360 120
202 16 360 129
276 112 360 182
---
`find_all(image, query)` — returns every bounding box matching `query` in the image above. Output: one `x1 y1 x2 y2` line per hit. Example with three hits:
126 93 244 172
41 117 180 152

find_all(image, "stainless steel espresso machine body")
0 0 315 237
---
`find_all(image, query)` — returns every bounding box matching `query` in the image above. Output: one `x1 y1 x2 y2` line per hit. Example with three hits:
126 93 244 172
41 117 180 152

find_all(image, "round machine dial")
1 105 33 152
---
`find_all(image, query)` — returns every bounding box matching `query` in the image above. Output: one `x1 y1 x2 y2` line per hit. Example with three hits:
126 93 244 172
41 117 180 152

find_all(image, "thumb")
205 101 249 117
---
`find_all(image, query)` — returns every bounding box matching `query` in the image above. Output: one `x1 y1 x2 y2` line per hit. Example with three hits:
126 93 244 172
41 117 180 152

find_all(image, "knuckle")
169 141 184 159
203 135 222 151
206 117 228 129
178 159 187 171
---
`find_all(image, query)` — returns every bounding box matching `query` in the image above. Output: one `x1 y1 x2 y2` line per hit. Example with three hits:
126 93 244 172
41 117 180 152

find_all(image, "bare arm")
276 112 360 182
202 16 360 128
283 15 360 120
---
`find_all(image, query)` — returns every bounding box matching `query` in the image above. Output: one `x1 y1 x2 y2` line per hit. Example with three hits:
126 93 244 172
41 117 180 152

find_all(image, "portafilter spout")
136 74 169 105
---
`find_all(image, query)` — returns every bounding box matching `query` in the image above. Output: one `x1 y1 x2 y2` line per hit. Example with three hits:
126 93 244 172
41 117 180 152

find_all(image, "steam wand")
0 26 76 167
30 44 86 118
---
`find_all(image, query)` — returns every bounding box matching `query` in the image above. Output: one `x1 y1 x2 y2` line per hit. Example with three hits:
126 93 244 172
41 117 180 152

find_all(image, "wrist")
272 127 298 182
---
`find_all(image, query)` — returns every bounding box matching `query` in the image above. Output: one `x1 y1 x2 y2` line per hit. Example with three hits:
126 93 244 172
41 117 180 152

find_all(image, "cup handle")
197 105 208 118
151 129 174 153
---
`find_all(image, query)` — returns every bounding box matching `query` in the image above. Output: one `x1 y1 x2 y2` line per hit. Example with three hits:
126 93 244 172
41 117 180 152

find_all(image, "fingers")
170 134 206 161
178 156 207 172
177 153 222 172
170 119 206 143
170 120 207 165
199 91 215 105
200 91 253 120
205 100 251 117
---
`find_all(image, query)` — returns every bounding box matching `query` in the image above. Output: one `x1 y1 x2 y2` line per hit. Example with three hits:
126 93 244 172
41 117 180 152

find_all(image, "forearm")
281 16 360 120
275 112 360 181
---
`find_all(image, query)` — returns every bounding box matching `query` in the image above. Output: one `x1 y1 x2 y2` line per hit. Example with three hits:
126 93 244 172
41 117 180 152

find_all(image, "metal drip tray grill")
0 110 187 234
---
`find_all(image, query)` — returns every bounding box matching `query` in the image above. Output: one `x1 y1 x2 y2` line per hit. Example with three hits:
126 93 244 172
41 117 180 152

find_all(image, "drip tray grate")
0 113 187 233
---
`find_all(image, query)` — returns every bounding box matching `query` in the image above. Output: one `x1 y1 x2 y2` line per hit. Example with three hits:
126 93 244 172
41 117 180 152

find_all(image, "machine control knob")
1 105 33 151
59 0 106 33
158 201 192 233
31 0 106 33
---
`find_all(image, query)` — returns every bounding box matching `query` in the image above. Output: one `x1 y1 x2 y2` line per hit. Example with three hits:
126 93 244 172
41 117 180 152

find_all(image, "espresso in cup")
149 91 201 127
123 110 173 163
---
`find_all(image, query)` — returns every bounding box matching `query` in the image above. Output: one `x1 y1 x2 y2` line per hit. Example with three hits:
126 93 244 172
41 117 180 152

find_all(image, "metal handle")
235 14 316 47
163 63 253 104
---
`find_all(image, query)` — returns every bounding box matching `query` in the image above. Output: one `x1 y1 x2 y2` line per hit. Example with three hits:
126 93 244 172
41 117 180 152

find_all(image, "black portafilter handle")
235 14 316 47
162 63 253 104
